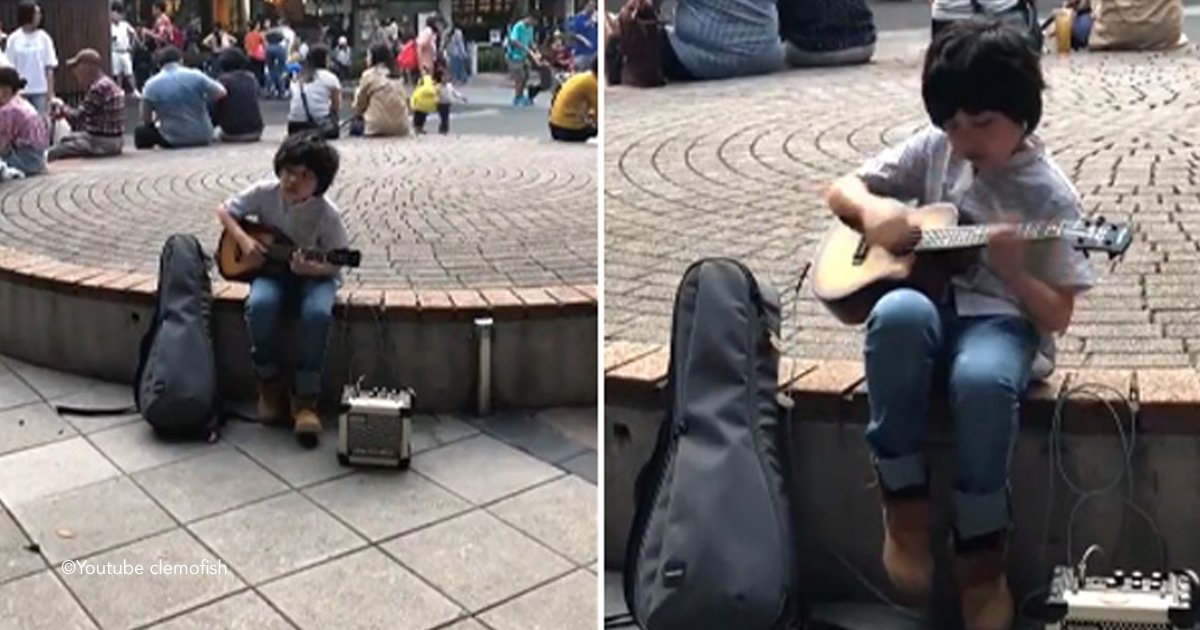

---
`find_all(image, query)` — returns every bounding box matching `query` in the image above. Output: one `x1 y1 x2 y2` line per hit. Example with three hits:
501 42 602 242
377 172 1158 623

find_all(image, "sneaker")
512 95 523 107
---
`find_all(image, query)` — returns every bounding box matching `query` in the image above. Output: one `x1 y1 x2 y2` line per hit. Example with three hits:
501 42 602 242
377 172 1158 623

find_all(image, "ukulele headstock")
1061 216 1132 260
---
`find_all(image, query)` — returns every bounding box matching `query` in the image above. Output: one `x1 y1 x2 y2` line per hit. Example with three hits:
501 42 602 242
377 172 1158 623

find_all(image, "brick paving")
0 355 597 630
605 39 1200 370
0 135 596 292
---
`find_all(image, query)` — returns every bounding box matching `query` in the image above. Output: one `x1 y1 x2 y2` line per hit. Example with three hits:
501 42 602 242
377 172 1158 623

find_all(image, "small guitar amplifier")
336 384 414 468
1044 564 1197 629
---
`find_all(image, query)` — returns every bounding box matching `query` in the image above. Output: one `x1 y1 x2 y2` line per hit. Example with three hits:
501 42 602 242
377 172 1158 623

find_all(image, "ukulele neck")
915 222 1064 252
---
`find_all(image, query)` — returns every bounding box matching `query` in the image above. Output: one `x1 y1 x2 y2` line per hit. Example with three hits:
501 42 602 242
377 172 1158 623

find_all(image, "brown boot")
292 396 322 449
955 539 1013 630
256 378 290 425
880 495 934 604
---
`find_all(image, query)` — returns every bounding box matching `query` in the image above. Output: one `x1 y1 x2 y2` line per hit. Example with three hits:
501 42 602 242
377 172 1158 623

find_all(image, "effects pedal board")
1044 564 1197 629
337 384 414 468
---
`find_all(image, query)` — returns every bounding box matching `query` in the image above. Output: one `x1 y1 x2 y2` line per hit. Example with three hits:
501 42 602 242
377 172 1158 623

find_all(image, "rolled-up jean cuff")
253 363 279 382
954 488 1010 540
295 371 322 399
874 453 928 493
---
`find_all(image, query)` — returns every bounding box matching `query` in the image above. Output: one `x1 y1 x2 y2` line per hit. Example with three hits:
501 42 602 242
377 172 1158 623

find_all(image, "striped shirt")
0 95 48 154
76 75 126 137
932 0 1021 20
667 0 783 80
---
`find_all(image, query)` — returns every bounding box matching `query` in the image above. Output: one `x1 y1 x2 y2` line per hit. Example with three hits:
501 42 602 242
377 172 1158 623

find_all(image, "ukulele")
216 220 362 282
811 203 1132 325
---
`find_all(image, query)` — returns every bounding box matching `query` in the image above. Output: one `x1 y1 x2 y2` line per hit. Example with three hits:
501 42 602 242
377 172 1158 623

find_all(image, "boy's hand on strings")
987 217 1027 284
863 201 920 255
290 251 328 277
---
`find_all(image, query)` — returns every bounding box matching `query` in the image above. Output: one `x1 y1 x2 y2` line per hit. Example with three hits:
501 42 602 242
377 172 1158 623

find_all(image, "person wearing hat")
47 48 125 161
0 66 48 176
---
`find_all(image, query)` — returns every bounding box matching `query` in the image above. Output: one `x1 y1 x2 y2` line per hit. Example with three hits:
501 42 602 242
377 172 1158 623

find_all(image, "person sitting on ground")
548 57 597 143
823 20 1096 629
351 43 410 137
658 0 783 82
931 0 1042 51
1088 0 1184 50
0 66 47 176
287 44 341 138
211 47 263 142
136 46 226 149
215 131 348 448
47 48 125 161
779 0 876 67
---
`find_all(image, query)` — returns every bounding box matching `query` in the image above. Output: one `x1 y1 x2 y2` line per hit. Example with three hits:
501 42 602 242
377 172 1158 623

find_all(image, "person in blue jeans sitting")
216 132 349 448
823 20 1094 629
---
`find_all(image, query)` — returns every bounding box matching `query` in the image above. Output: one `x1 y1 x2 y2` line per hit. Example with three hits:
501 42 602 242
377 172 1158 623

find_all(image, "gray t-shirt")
931 0 1021 20
856 125 1096 377
226 179 349 252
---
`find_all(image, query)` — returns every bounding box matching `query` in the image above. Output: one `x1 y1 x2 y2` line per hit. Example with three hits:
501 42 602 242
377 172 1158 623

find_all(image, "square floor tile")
223 422 348 487
0 570 96 629
11 477 175 564
383 510 572 612
134 450 289 523
0 402 76 457
303 470 470 541
411 415 479 455
189 492 364 584
57 384 140 434
0 437 120 507
59 528 243 630
149 591 292 630
489 476 596 565
533 407 597 450
560 450 597 485
470 412 589 465
89 423 223 474
412 435 563 505
481 570 596 630
3 359 110 401
261 548 462 630
0 509 44 583
0 371 41 412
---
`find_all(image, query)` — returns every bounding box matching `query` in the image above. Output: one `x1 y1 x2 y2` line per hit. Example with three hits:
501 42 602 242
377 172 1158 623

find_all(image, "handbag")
300 81 340 139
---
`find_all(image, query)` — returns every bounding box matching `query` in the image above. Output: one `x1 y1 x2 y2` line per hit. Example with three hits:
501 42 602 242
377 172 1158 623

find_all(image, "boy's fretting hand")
289 251 331 277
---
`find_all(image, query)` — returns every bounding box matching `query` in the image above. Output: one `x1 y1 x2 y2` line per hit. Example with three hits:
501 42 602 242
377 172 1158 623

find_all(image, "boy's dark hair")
922 19 1044 135
274 132 340 197
217 47 248 73
155 46 183 67
17 2 39 27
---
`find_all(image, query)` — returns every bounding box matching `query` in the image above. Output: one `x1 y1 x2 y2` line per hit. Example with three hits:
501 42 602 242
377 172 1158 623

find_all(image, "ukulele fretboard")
916 222 1064 251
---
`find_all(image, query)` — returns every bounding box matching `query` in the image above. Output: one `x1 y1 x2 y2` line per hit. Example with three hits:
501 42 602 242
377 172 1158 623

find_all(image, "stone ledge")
0 245 597 322
603 342 1200 434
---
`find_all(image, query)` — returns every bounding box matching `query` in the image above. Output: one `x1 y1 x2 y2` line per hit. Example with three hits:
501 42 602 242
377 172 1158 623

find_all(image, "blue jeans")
245 274 337 398
265 44 288 96
449 55 469 84
2 146 46 175
864 288 1038 541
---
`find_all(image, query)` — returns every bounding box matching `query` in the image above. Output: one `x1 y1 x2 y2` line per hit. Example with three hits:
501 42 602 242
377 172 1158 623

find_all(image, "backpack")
133 234 221 441
397 40 418 71
620 258 800 630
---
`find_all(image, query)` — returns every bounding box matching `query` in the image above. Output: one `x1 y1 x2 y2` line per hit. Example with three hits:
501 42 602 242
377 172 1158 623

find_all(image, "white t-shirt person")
288 68 341 122
6 27 57 96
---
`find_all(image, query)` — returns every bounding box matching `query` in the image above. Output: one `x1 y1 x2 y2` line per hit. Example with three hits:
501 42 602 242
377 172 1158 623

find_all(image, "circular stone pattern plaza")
0 134 598 411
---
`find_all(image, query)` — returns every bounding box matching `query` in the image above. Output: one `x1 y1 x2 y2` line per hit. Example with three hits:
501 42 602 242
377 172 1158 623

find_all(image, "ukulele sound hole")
852 237 869 266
